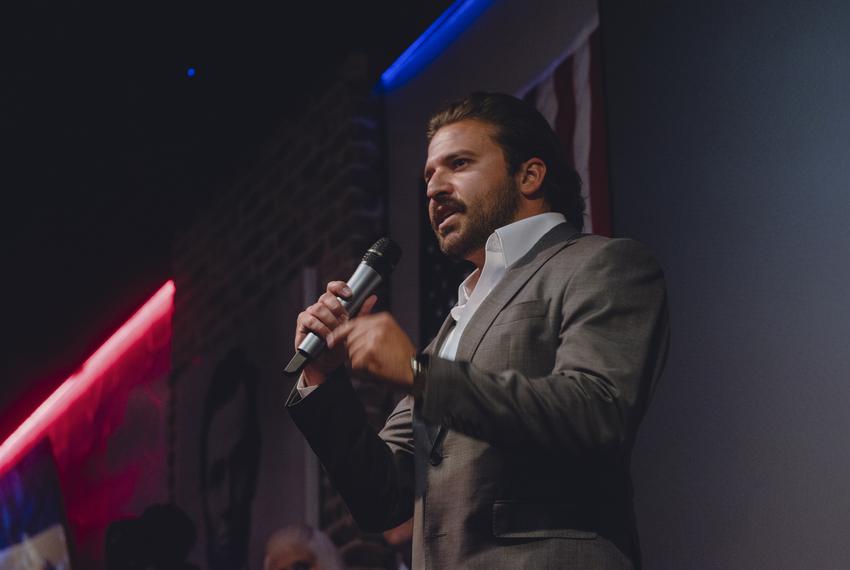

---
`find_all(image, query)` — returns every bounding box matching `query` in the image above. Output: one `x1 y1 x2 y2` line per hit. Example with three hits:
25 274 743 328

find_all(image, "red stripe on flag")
553 56 576 171
588 29 611 236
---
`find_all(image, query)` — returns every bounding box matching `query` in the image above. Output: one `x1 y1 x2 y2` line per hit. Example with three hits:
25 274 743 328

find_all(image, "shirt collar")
456 212 567 304
491 212 567 268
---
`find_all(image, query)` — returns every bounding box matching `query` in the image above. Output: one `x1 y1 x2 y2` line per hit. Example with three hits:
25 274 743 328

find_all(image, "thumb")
327 320 351 349
359 294 378 316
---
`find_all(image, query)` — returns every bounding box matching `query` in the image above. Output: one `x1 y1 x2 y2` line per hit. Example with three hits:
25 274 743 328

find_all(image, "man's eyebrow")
425 150 477 169
424 149 480 178
444 149 478 160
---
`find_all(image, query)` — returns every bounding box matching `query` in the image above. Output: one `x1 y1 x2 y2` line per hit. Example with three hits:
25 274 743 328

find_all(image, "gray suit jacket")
288 223 670 569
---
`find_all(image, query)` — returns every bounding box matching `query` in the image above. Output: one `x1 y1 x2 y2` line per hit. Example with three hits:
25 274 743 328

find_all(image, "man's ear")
517 158 546 197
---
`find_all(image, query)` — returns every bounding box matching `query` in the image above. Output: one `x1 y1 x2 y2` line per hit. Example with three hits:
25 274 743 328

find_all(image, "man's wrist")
302 366 327 387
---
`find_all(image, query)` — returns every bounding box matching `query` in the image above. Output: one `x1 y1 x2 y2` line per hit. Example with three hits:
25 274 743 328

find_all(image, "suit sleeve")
287 370 415 532
417 238 670 457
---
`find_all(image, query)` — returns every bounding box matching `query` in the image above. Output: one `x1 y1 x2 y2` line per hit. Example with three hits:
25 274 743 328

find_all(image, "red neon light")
0 280 175 477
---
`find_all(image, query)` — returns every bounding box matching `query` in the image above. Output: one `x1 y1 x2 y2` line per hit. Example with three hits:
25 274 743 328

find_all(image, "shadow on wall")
199 347 262 570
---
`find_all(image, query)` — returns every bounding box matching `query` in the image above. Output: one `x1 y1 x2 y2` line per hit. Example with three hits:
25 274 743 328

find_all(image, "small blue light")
379 0 494 91
186 67 196 77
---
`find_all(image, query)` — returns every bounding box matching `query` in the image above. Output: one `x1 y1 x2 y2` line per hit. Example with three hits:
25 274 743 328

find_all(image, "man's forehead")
427 119 499 158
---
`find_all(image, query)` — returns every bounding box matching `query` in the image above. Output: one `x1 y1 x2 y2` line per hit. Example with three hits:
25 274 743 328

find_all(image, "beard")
431 176 520 259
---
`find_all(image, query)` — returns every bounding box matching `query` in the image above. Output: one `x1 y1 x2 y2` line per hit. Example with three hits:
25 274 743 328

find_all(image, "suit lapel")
455 223 582 362
418 311 458 450
426 313 457 358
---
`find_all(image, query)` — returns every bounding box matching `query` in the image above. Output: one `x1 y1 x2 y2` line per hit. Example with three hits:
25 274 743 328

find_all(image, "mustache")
430 196 466 214
429 197 466 229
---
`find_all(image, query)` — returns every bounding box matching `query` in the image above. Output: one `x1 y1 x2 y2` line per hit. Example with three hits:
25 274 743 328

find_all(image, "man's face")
424 119 520 260
203 384 255 569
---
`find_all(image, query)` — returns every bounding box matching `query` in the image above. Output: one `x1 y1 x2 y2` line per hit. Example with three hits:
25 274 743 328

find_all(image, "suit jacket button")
429 451 443 466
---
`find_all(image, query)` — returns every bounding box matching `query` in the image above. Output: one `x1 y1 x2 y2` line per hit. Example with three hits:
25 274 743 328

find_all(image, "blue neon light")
186 67 196 77
379 0 495 91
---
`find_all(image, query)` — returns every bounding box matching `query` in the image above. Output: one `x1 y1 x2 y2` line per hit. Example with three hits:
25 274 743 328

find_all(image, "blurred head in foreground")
264 524 344 570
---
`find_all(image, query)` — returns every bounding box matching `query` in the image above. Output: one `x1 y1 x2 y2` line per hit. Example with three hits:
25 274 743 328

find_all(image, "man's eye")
453 159 468 168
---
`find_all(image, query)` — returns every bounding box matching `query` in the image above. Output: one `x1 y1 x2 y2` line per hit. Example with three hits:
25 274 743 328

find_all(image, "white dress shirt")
297 212 567 396
437 212 566 360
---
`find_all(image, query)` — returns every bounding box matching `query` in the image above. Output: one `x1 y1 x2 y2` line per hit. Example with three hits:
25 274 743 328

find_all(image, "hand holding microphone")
285 238 402 384
292 281 377 385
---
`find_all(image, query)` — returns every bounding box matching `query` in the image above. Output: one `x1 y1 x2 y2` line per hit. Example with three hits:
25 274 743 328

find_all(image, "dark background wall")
170 59 403 569
601 2 850 567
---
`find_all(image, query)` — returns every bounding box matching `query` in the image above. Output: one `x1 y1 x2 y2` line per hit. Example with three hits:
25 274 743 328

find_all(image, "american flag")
522 19 611 236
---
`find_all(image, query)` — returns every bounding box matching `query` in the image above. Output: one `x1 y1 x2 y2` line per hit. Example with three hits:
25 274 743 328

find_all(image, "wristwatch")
409 353 429 396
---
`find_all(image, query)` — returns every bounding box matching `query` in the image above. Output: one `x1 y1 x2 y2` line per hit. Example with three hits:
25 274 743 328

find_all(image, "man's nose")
426 169 452 200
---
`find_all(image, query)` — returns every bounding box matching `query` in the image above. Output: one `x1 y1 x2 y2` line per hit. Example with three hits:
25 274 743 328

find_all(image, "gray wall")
601 2 850 568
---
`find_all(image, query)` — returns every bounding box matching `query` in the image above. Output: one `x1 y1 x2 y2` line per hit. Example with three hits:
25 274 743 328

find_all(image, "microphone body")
284 238 401 376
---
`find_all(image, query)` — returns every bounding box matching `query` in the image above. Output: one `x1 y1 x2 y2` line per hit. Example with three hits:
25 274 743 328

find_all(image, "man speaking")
286 92 669 569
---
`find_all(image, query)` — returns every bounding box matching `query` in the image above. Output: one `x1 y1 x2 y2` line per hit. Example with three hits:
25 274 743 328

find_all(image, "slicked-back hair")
427 92 585 231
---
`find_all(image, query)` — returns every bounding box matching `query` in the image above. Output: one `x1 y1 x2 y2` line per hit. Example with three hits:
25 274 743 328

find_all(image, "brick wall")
171 55 406 569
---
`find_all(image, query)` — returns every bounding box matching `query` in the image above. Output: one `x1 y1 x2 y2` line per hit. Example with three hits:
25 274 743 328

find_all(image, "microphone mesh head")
362 237 402 278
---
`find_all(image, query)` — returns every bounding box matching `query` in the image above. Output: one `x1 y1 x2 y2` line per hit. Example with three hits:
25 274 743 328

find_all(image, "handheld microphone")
284 237 402 376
